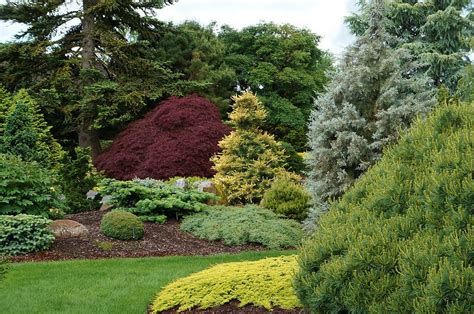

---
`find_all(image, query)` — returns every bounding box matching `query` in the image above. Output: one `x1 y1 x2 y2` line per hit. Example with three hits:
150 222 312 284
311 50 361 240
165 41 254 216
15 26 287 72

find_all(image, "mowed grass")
0 250 295 314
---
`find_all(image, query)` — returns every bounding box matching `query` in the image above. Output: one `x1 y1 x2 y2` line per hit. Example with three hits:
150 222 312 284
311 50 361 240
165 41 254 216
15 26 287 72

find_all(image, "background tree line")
0 0 330 156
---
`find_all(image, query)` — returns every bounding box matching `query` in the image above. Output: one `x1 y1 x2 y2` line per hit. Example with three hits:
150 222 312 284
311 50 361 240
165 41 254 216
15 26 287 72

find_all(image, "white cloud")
0 0 356 54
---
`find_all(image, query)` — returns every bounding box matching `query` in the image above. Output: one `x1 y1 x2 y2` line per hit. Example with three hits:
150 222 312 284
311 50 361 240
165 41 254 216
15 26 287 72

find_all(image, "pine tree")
306 0 436 215
1 90 64 170
346 0 473 92
211 92 289 205
0 0 179 158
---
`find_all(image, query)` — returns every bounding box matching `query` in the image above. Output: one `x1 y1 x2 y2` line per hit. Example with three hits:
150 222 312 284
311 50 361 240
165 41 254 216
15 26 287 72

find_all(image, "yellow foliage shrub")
151 255 302 312
211 92 290 204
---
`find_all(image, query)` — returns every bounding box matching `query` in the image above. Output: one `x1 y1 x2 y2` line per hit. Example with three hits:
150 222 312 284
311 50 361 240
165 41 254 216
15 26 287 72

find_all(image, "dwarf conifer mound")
95 95 230 180
151 255 301 312
295 103 474 313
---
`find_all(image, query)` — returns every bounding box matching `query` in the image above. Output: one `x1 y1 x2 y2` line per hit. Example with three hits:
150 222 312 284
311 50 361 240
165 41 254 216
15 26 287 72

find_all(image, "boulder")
101 195 113 204
99 203 114 212
99 195 114 211
86 190 99 200
48 220 89 238
175 178 187 189
197 180 217 195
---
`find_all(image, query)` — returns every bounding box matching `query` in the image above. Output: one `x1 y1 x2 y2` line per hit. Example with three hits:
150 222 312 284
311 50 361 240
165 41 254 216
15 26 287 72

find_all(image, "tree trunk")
79 0 101 159
78 122 102 159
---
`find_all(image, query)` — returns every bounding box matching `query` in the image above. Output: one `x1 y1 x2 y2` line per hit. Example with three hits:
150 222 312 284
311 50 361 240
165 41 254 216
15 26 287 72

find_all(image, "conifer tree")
0 0 178 158
306 0 436 216
211 92 289 205
346 0 473 92
1 90 64 170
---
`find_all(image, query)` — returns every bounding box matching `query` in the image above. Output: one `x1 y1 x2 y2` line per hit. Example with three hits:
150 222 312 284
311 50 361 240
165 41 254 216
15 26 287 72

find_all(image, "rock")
99 203 114 212
48 220 89 238
175 178 187 189
101 195 113 204
197 180 217 195
86 190 99 200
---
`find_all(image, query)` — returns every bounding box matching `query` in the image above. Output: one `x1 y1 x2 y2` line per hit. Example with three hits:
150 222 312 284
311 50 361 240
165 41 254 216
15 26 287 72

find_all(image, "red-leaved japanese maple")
95 95 230 180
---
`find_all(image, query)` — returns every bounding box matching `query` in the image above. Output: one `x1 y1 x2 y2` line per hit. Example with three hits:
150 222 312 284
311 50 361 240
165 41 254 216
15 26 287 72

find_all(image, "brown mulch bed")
152 301 307 314
11 210 265 263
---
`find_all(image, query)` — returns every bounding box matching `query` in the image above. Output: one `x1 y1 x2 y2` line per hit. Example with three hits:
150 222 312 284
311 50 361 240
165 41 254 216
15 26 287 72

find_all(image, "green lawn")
0 251 295 314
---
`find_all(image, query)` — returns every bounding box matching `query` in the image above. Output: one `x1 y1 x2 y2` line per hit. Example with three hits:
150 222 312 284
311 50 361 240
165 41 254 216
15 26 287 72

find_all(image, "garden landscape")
0 0 473 313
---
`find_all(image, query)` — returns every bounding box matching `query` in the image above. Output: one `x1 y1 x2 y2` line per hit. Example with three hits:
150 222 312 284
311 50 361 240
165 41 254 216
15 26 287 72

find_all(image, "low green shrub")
0 154 66 217
96 178 217 221
181 206 303 249
100 211 144 240
0 214 54 255
261 175 311 221
295 103 474 313
151 255 301 312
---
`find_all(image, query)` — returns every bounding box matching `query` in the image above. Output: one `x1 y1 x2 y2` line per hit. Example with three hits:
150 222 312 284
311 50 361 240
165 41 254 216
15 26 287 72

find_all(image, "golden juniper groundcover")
151 255 302 312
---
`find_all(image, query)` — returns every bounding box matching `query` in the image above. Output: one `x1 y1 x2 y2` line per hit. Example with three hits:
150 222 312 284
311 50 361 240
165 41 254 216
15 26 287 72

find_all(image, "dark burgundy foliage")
95 95 230 180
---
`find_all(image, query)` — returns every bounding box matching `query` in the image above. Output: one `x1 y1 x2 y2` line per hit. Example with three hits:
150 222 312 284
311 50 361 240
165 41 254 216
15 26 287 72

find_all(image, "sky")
0 0 357 55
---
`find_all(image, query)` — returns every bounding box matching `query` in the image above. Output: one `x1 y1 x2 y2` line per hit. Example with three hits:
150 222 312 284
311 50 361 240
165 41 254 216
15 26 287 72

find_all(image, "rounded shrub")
295 103 474 313
261 175 311 221
100 211 144 240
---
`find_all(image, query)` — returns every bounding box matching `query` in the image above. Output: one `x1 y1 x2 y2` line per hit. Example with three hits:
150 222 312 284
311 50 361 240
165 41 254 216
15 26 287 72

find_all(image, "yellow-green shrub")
261 174 311 221
151 255 301 312
295 103 474 313
211 92 289 204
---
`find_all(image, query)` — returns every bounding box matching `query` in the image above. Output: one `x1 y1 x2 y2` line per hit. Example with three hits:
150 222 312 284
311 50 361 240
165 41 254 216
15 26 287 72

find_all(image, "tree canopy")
219 23 331 150
346 0 473 91
0 0 183 158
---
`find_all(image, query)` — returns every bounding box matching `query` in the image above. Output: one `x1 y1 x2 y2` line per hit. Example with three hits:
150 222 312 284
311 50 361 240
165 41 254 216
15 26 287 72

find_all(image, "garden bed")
11 210 265 262
156 301 306 313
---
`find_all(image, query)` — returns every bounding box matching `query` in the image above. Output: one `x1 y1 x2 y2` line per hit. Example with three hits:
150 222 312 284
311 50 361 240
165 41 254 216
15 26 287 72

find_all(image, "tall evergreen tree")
151 21 237 116
346 0 473 92
306 0 436 218
0 0 180 158
211 92 289 205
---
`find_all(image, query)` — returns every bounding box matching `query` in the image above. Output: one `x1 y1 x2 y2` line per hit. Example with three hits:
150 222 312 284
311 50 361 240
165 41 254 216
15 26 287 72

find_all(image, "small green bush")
295 103 474 313
181 206 303 249
0 154 66 217
261 175 311 221
60 147 102 213
0 214 54 255
100 211 144 240
151 255 301 312
96 178 217 221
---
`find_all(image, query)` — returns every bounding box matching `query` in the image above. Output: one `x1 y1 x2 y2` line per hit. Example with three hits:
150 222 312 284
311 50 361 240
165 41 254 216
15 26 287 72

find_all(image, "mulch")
11 210 265 263
152 301 307 314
